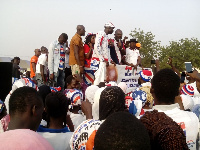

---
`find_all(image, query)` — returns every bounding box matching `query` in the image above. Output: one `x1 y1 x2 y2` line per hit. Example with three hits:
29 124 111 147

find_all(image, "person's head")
151 69 180 105
94 112 151 150
85 33 96 46
85 85 99 104
34 49 41 57
45 92 70 127
140 110 188 150
13 57 20 65
104 22 115 35
99 86 125 120
58 33 68 45
138 70 152 85
76 25 86 36
9 86 44 131
40 46 48 54
66 75 77 89
129 39 138 49
114 29 123 41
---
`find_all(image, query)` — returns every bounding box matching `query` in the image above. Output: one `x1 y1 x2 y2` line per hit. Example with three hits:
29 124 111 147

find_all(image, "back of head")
9 86 42 117
99 86 125 120
152 69 180 104
0 129 53 149
94 112 151 150
45 92 70 127
140 110 188 150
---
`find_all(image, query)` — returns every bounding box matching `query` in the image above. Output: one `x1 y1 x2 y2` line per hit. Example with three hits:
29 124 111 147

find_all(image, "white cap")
104 22 115 28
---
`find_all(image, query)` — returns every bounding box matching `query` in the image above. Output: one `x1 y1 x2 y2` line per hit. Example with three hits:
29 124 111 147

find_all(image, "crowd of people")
1 22 199 149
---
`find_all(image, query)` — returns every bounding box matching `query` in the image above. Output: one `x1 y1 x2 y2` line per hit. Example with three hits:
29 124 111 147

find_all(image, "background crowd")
1 22 199 150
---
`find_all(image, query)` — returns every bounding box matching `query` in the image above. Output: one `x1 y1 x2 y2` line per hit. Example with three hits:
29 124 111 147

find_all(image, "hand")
167 57 172 66
89 42 93 49
50 73 54 80
123 36 128 40
187 69 200 80
73 74 82 82
105 60 109 67
108 39 114 47
111 60 116 66
81 100 92 119
79 66 84 74
117 41 122 48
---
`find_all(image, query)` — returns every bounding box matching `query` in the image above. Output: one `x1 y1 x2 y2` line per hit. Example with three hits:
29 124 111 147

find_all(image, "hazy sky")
0 0 199 60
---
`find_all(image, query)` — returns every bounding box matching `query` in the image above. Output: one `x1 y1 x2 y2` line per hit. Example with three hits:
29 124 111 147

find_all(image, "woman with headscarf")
83 33 96 86
70 86 126 150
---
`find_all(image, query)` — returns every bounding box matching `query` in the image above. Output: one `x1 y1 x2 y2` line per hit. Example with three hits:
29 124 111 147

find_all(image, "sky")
0 0 200 60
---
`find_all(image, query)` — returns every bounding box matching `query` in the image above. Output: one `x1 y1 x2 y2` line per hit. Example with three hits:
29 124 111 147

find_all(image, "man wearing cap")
30 49 41 81
91 22 115 85
69 25 86 76
124 39 141 69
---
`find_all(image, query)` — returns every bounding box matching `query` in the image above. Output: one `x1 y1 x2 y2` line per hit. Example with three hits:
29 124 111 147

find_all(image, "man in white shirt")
125 39 141 70
91 22 115 85
151 69 199 150
36 46 48 87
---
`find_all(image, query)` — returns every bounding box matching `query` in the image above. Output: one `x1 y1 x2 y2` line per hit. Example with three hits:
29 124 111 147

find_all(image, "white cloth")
153 103 199 150
114 40 122 63
38 132 73 150
36 53 48 74
65 47 70 68
70 113 86 130
85 85 99 104
188 82 200 97
93 62 106 86
125 48 140 65
91 31 111 70
92 87 106 120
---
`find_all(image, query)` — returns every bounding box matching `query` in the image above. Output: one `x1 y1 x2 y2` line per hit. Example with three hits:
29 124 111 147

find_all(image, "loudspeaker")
0 62 12 101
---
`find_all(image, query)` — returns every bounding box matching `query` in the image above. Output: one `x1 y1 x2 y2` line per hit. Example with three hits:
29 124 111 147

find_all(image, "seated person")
124 39 141 69
37 92 73 150
8 86 43 131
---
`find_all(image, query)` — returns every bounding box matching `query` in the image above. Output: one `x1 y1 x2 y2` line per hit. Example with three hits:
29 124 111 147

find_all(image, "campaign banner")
116 65 143 94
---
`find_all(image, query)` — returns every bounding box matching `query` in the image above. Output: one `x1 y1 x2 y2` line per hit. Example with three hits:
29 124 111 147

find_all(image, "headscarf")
92 87 105 120
99 86 125 120
140 110 189 150
85 85 99 104
0 129 54 150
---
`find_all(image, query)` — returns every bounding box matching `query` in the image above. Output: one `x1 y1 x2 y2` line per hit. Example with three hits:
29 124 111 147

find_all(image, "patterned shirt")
59 45 65 70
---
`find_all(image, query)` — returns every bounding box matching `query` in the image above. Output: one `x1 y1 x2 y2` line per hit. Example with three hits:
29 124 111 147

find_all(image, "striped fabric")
59 45 65 70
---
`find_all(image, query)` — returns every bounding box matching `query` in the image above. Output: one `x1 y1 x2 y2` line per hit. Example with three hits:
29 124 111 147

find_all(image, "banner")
116 65 142 94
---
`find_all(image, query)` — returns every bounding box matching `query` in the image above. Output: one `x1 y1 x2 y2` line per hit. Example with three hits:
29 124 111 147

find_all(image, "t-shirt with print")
30 55 38 78
125 48 140 65
36 53 47 75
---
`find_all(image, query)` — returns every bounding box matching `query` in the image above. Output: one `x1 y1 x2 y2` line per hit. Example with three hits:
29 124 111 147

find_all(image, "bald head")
76 25 85 36
114 29 123 41
34 49 41 57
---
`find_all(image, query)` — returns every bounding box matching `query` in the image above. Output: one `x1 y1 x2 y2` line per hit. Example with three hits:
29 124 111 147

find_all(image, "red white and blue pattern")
64 89 83 109
181 85 194 96
50 86 61 92
59 45 65 70
139 70 152 82
83 69 95 86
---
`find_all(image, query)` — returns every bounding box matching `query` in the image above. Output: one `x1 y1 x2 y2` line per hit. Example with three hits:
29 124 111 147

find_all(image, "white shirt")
125 48 140 65
38 132 73 150
70 113 86 130
153 103 199 150
36 53 47 74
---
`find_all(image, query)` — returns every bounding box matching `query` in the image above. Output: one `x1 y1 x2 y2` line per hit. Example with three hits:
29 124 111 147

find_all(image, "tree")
130 28 161 68
159 38 200 71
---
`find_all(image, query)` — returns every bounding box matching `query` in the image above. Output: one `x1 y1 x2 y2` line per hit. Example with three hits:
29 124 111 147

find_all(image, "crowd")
1 22 199 150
